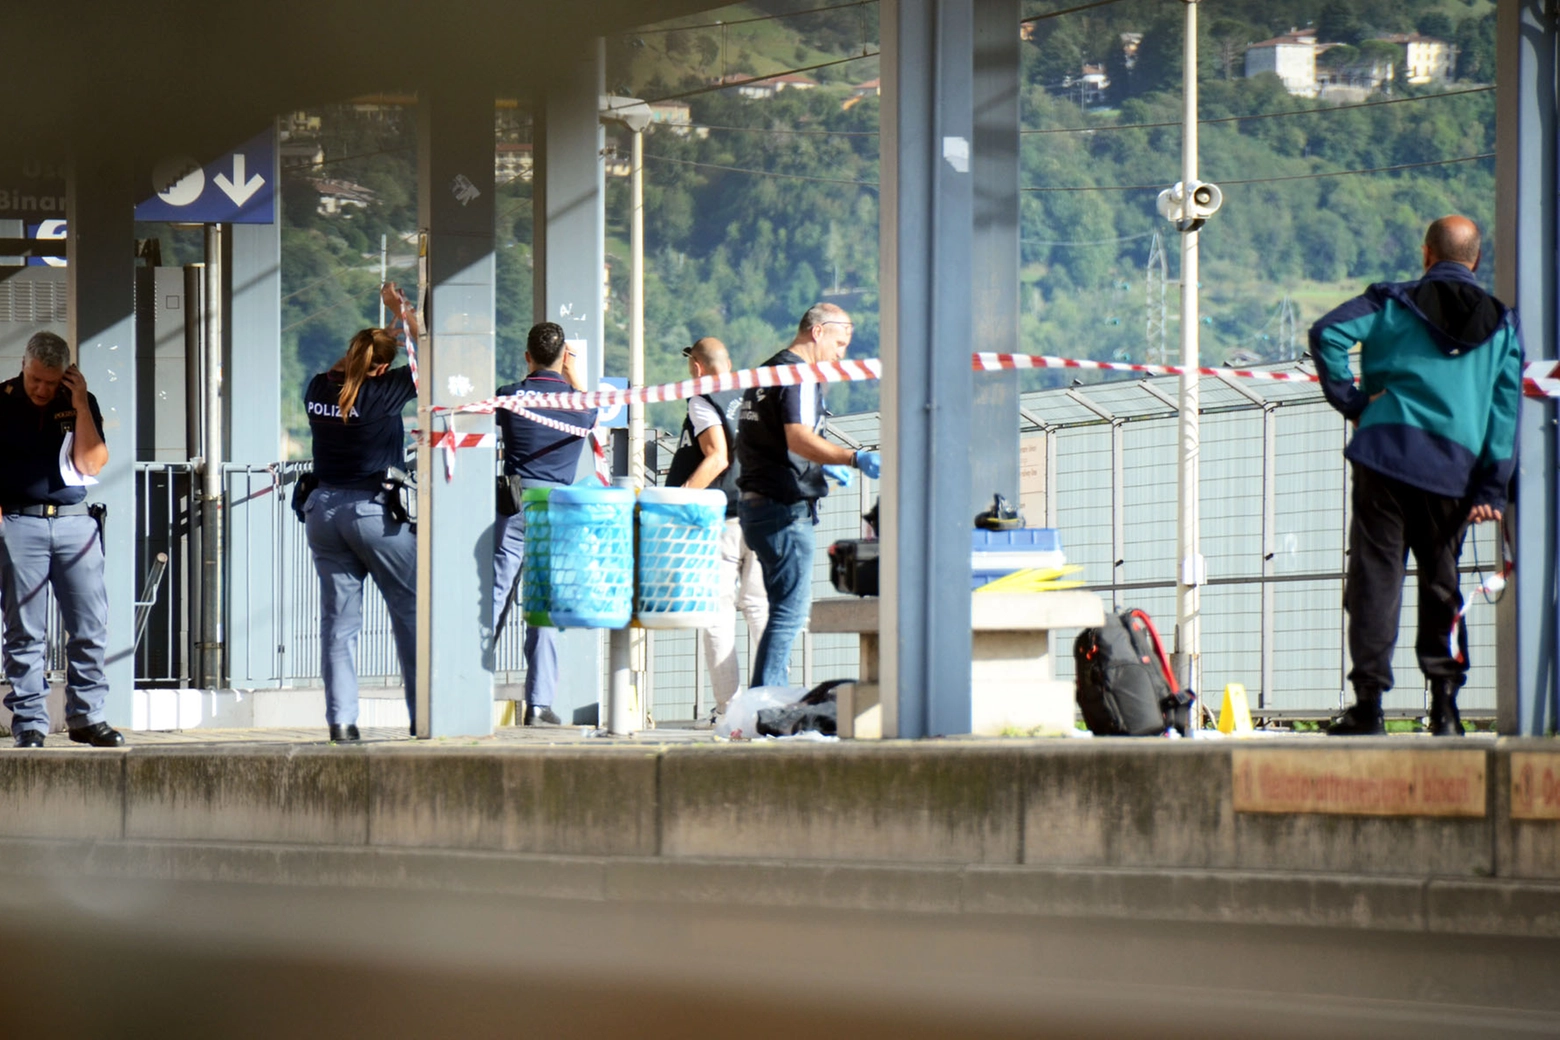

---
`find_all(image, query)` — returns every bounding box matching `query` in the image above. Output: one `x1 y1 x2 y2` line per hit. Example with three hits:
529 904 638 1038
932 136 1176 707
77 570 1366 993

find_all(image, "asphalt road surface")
0 874 1555 1039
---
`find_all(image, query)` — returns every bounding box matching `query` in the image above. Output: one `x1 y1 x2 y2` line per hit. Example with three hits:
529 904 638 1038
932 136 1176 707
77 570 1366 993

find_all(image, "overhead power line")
627 51 881 109
643 152 877 187
625 0 876 36
668 85 1490 141
1020 152 1494 193
282 283 382 335
1023 85 1495 136
647 150 1492 193
1021 0 1130 25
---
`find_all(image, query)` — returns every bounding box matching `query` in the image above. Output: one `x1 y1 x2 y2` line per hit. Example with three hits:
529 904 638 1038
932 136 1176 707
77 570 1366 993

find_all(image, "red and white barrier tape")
432 352 1560 418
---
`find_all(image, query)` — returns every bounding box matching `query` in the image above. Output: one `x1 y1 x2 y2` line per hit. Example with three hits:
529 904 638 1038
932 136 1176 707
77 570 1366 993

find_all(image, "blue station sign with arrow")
135 128 276 224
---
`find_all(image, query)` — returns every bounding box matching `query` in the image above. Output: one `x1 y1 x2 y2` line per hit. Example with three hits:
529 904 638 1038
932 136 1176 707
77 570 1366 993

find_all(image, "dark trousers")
1345 463 1469 694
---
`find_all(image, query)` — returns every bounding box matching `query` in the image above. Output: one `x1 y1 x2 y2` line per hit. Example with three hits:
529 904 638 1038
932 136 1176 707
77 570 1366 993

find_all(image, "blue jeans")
0 514 109 735
739 496 815 689
493 508 558 708
305 488 417 727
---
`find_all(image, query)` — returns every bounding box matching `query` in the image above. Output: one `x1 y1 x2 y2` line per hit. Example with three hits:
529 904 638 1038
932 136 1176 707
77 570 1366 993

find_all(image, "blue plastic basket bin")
636 488 727 628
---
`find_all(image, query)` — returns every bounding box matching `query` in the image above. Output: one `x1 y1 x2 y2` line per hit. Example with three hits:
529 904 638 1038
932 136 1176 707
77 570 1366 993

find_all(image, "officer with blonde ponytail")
302 285 418 741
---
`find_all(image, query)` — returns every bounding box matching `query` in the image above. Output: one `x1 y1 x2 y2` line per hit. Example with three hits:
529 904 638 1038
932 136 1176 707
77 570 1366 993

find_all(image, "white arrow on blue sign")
135 128 276 224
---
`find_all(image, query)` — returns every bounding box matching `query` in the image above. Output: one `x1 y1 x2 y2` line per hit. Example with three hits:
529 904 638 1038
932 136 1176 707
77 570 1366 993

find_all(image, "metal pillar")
1495 0 1558 735
534 40 608 726
200 225 225 690
223 202 283 689
880 0 975 738
970 0 1021 519
1173 0 1204 707
415 84 498 738
65 147 135 725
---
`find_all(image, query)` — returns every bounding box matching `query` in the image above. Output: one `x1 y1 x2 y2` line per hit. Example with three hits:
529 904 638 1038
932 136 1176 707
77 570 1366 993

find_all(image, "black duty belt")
3 503 92 517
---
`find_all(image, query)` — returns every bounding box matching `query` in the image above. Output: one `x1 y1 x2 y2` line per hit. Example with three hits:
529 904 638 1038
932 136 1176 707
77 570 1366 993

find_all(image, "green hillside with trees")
254 0 1497 455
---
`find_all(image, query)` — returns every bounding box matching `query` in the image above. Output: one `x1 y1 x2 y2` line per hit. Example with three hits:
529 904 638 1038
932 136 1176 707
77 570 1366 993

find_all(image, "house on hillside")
311 178 376 216
1056 64 1109 107
1244 28 1317 97
1315 42 1394 96
280 141 325 171
1374 33 1456 84
711 72 819 100
648 101 701 136
495 143 532 186
842 78 879 111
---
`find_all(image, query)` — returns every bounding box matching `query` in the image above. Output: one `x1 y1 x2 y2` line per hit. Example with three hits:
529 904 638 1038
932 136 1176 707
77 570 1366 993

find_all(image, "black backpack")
1073 607 1194 736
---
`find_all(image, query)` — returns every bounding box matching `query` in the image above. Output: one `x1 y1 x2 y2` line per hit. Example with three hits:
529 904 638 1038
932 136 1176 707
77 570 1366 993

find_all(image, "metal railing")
117 369 1503 725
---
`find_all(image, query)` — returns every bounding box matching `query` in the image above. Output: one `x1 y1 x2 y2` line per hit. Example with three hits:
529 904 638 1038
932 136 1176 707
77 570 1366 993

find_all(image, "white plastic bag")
714 686 807 740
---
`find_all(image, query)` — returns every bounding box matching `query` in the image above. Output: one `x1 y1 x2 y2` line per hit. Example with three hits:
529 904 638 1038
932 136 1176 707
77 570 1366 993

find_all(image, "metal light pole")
1156 2 1220 717
1176 0 1200 711
601 97 653 734
200 224 225 690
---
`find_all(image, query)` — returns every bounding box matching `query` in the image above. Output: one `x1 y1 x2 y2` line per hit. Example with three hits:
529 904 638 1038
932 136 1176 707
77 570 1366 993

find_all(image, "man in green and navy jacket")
1310 215 1522 738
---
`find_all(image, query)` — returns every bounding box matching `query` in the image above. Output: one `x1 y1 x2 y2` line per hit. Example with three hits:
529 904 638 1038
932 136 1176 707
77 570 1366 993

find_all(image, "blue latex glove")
853 450 881 479
823 464 855 487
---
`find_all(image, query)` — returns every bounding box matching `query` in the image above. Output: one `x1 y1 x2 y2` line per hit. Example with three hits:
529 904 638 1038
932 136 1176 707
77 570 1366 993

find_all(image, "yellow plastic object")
1217 683 1254 735
974 565 1085 594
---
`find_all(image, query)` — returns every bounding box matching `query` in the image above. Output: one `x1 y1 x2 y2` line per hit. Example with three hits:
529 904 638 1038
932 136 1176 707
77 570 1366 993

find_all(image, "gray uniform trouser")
304 487 417 726
493 486 559 708
0 514 109 735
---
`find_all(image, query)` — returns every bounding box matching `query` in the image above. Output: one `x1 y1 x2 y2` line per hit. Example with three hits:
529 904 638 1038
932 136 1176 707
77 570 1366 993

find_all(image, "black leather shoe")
329 724 361 742
524 704 561 727
13 730 45 748
1428 679 1465 737
67 722 125 748
1326 703 1386 736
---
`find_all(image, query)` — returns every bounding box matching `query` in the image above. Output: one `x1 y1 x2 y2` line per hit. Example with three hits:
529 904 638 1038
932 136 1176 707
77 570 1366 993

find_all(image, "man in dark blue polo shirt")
736 304 879 690
494 322 597 725
0 332 123 747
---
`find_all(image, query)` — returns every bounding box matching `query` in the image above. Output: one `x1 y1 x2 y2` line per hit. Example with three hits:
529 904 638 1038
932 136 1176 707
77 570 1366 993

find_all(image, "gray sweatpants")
0 514 109 735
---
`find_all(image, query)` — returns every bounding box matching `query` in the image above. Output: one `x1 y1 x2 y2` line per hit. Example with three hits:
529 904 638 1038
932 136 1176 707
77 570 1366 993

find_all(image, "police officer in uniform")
0 332 123 748
303 289 417 741
665 337 768 720
493 322 596 726
737 304 879 690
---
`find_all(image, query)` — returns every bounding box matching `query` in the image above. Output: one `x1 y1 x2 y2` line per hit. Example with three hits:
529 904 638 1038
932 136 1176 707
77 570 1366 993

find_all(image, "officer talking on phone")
0 332 123 748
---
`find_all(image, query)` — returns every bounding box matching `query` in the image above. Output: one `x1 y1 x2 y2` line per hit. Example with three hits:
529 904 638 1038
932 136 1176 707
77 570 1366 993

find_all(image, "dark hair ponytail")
337 328 399 420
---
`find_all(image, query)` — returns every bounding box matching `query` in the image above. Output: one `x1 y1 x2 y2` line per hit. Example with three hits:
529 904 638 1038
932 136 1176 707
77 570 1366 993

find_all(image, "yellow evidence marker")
1217 683 1255 735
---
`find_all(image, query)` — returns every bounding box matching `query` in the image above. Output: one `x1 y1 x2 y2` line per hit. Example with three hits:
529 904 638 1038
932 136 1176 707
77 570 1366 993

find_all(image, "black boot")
1428 678 1465 737
1327 687 1385 736
328 723 360 742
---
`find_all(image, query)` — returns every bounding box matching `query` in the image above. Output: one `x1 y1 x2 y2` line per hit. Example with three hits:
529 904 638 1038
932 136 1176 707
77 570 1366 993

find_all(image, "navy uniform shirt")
0 375 105 506
497 370 598 484
306 366 416 488
736 349 827 504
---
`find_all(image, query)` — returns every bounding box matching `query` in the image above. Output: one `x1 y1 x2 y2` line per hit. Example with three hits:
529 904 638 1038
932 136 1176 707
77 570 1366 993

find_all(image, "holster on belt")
88 503 107 548
381 467 415 531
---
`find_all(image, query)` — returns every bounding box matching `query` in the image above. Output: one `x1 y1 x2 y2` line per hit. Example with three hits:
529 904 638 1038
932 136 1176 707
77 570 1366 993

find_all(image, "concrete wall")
1 740 1558 936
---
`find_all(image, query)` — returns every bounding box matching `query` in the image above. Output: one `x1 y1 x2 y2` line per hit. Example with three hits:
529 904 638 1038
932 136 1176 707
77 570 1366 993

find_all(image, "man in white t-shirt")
664 337 768 720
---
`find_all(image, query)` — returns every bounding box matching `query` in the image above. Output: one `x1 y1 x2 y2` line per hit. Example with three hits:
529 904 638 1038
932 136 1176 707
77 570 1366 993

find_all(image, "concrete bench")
809 591 1106 738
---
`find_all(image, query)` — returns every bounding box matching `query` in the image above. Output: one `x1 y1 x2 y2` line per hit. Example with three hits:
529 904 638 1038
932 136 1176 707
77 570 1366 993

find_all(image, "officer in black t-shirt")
736 304 879 690
493 322 597 726
303 290 418 741
665 337 768 720
0 332 123 748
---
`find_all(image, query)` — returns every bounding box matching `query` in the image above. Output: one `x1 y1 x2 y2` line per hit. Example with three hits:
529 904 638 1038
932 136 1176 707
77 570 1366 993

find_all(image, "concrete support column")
970 0 1021 519
1495 0 1557 735
223 156 284 689
880 0 975 738
416 85 498 737
67 147 135 725
533 40 607 725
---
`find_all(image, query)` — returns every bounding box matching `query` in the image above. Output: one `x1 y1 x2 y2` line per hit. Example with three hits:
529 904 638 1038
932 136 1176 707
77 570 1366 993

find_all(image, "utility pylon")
1146 230 1168 364
1277 293 1298 359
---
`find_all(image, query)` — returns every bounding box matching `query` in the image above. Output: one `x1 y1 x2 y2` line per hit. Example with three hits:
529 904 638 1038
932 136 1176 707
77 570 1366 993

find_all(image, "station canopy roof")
9 0 716 163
